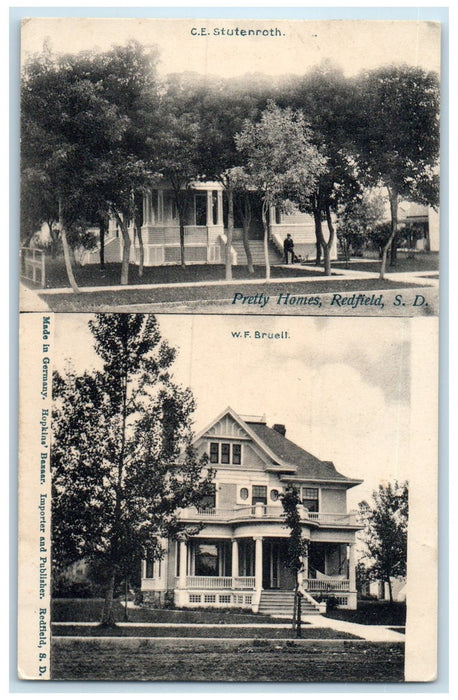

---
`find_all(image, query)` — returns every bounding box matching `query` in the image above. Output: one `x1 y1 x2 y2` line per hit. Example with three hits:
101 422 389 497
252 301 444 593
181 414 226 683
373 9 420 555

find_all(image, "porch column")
301 542 309 583
178 540 187 589
144 191 153 224
206 190 213 226
217 190 223 226
349 544 356 590
231 539 239 579
254 536 263 591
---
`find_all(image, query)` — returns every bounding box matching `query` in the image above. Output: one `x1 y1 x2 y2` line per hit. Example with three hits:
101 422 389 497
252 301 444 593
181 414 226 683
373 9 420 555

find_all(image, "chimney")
273 424 286 437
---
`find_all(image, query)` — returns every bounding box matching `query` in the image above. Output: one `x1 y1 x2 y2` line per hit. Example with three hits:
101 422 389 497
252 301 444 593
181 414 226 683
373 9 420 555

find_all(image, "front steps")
231 239 284 266
258 590 322 617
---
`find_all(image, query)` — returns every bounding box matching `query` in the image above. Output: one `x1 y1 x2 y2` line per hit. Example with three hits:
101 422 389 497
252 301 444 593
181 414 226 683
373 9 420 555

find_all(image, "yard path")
302 614 405 642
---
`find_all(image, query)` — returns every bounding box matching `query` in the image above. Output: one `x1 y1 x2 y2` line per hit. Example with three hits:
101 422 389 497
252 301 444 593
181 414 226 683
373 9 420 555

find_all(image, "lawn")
52 624 360 640
334 252 439 274
325 600 406 626
50 639 405 682
39 278 419 312
42 260 332 289
52 598 289 625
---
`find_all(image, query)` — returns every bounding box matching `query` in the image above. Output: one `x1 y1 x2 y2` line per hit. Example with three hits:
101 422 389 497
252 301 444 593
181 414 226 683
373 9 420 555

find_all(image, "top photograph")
19 18 441 316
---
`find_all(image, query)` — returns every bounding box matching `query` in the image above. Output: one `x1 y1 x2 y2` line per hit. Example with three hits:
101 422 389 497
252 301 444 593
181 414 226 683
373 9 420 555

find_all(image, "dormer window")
221 443 230 464
210 443 219 463
209 441 242 465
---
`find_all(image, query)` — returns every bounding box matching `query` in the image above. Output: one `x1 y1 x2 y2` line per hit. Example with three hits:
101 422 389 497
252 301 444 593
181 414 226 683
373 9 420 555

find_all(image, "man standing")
283 233 294 264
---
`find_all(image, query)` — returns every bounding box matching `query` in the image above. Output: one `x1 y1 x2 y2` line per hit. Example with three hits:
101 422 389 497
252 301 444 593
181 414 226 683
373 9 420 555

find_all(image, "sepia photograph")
19 17 440 316
18 312 438 682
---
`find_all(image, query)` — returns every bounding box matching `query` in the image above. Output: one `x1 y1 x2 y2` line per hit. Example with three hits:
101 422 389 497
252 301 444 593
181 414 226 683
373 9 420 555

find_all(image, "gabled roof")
196 408 361 488
246 421 358 484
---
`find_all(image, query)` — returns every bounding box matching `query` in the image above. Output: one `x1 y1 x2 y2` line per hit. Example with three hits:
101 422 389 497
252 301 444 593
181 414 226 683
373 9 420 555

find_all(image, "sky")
52 313 423 512
21 18 441 79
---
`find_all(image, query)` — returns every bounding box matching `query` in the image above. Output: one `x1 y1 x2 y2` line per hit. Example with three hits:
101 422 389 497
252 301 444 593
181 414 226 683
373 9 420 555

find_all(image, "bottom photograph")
18 313 438 683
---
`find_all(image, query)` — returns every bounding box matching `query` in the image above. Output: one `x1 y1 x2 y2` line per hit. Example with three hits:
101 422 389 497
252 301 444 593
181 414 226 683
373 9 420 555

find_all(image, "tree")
358 481 408 603
356 65 440 278
152 79 202 269
285 65 361 274
21 41 161 287
52 314 213 625
337 189 387 264
235 102 325 280
280 484 309 638
195 80 265 278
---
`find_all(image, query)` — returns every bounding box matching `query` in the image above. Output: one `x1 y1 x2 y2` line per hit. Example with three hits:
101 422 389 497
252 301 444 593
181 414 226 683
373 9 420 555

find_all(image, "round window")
270 489 279 502
240 487 249 501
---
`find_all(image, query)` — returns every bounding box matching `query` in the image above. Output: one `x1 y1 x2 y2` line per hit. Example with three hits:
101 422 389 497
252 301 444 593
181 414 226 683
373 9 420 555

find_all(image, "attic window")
232 444 241 465
210 443 219 463
221 443 230 464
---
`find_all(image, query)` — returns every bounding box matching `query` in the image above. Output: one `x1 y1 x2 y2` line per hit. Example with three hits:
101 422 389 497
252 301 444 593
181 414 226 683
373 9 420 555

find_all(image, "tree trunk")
58 198 80 293
225 188 234 281
390 237 398 266
178 209 186 270
380 187 398 280
313 206 322 265
99 217 105 271
296 590 302 639
48 222 58 259
101 567 117 626
137 226 144 277
115 213 131 286
261 199 270 281
241 194 254 274
323 203 335 277
387 577 393 604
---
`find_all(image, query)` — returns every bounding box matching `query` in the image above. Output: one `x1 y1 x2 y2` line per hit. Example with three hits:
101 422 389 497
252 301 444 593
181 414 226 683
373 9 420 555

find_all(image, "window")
232 444 241 465
302 487 319 512
212 191 218 225
240 487 249 501
199 484 216 511
270 489 279 502
195 193 207 226
252 485 267 505
145 559 161 578
209 442 242 465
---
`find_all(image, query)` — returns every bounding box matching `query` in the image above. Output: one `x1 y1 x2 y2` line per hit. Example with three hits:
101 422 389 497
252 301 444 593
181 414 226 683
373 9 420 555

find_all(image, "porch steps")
231 240 284 266
258 590 322 617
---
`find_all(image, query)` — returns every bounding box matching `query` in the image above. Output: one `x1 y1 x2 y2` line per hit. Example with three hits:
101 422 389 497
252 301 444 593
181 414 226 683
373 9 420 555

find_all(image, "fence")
20 248 46 288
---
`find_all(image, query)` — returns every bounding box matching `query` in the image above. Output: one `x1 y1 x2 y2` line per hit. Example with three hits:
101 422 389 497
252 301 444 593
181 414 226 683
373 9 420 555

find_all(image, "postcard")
17 16 442 685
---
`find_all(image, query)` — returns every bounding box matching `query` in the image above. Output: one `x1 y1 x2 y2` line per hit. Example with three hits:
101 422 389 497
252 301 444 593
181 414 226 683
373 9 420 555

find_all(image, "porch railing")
180 506 359 527
185 576 255 590
306 578 350 592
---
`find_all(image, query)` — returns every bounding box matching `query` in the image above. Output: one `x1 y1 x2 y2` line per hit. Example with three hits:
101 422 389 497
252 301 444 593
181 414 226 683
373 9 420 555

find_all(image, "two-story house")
141 407 362 614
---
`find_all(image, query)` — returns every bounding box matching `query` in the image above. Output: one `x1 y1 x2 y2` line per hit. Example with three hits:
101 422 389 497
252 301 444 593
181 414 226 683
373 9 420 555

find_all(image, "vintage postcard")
17 15 442 685
19 17 440 317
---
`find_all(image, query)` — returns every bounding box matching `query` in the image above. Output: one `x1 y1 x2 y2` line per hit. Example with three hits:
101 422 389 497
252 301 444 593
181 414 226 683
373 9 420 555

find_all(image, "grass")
52 598 288 625
325 600 406 626
52 624 361 640
39 278 420 312
334 252 439 274
51 639 405 682
42 260 332 289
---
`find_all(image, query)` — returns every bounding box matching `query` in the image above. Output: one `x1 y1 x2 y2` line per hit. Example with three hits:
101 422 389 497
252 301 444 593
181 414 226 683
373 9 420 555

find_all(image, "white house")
81 182 338 267
141 407 362 615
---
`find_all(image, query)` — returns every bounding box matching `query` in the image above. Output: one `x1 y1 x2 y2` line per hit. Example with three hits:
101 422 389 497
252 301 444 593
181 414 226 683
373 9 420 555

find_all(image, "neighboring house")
397 202 439 252
141 407 362 614
81 182 337 267
367 578 406 602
